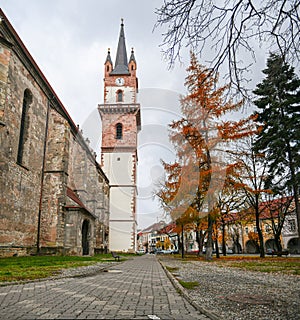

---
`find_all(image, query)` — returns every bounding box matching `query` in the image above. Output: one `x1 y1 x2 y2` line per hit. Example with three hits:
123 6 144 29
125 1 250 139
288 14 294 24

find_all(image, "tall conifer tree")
253 53 300 241
157 53 255 260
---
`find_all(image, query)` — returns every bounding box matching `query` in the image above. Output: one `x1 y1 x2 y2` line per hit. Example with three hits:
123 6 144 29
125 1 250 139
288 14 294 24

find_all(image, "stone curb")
158 257 222 320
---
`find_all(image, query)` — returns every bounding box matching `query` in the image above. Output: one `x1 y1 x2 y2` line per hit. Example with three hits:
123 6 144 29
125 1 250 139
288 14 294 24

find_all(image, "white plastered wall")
103 152 136 252
109 221 135 252
105 86 135 104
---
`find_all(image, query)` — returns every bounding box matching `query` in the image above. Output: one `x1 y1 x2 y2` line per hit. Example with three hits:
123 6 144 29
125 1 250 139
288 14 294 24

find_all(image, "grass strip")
178 279 199 289
221 260 300 275
175 254 300 275
0 253 136 282
165 266 179 273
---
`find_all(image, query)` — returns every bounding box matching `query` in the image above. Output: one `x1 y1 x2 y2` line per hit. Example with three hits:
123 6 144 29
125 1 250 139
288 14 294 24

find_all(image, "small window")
117 90 123 102
288 219 296 232
106 65 110 72
116 123 123 140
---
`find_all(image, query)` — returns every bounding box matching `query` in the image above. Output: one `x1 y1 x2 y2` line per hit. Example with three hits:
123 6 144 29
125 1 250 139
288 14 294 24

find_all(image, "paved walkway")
0 254 209 319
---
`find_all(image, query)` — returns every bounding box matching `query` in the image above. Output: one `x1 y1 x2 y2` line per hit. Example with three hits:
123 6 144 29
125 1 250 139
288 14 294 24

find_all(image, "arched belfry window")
17 89 32 165
117 90 123 102
116 123 123 140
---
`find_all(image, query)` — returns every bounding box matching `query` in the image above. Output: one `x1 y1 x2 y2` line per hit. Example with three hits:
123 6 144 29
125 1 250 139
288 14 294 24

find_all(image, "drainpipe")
37 99 51 254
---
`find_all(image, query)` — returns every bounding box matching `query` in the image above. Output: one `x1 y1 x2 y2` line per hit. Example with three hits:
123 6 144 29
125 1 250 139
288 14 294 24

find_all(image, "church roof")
110 19 130 75
66 187 97 219
140 221 167 233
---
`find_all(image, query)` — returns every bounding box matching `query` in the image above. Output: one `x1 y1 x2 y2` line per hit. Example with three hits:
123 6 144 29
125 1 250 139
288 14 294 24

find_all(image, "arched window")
17 89 32 165
117 90 123 102
116 123 123 140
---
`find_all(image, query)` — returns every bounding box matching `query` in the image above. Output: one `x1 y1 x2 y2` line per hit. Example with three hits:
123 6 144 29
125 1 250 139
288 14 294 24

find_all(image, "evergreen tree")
253 53 300 241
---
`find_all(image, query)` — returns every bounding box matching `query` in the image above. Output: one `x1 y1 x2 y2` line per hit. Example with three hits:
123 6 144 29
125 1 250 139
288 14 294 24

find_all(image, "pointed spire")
129 47 136 63
105 48 112 64
110 19 130 75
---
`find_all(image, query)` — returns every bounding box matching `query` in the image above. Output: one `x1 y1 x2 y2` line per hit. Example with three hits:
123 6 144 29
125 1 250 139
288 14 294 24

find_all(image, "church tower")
98 20 141 252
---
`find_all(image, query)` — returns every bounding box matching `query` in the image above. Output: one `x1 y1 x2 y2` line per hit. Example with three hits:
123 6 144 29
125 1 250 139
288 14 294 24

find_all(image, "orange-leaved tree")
157 52 255 260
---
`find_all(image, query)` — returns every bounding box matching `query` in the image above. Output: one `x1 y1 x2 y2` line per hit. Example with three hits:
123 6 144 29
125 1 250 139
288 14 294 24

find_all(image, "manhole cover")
103 269 123 273
226 294 273 305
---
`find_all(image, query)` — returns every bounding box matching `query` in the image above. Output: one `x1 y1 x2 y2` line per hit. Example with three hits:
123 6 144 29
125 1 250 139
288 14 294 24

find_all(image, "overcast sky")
1 0 271 229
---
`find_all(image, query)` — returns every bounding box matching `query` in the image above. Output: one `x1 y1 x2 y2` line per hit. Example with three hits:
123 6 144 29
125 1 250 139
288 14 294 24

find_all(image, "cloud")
1 0 270 229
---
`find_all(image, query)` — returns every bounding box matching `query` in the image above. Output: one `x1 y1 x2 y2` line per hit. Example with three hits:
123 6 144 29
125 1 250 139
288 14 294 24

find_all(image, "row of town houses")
137 200 300 254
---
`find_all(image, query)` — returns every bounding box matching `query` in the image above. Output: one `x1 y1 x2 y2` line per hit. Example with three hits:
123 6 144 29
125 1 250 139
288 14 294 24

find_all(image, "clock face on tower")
115 77 124 86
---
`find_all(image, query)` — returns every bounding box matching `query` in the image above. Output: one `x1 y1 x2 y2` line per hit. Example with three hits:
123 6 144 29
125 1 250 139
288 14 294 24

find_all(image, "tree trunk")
274 233 282 251
292 185 300 244
222 222 226 256
196 229 205 256
256 209 265 257
215 239 220 258
214 226 220 258
181 224 184 259
205 214 213 260
240 223 245 253
177 233 182 255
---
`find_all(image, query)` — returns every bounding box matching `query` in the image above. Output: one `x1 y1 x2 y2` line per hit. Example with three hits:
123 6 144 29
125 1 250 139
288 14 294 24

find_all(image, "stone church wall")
66 129 110 254
0 10 110 256
0 37 48 255
40 109 70 249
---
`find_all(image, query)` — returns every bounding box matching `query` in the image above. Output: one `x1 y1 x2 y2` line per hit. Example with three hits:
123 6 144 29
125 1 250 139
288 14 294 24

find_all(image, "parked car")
162 249 172 254
155 249 173 254
266 248 275 255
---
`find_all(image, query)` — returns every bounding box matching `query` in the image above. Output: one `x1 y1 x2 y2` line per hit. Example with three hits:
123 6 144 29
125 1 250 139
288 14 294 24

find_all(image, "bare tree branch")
155 0 300 97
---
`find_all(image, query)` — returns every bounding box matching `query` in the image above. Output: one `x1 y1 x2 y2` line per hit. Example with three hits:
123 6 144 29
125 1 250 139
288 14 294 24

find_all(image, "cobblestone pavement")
159 256 300 320
0 254 209 320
